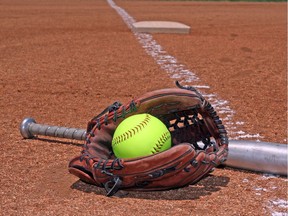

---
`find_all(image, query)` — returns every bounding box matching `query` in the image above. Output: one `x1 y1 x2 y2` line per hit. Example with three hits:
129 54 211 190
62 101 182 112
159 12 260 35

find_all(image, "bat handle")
19 118 87 141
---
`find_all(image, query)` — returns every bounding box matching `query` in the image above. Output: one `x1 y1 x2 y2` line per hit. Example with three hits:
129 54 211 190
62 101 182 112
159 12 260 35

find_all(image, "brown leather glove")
68 82 228 196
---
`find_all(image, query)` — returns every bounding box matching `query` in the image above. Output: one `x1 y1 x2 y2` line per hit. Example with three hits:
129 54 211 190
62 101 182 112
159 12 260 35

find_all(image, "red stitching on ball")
112 114 152 146
151 131 170 154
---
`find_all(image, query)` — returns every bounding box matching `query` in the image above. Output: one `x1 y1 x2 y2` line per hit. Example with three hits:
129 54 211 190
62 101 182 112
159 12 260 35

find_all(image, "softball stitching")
112 114 151 146
151 131 171 154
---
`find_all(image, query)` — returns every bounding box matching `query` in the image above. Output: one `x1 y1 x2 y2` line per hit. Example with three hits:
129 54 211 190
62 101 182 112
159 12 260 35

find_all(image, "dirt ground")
0 0 287 215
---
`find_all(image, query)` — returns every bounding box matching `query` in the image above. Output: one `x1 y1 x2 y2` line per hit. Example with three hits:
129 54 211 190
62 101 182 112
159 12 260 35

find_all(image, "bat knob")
20 118 36 139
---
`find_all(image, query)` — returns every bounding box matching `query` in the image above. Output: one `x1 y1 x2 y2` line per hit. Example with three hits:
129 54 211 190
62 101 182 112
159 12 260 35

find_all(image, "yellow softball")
112 113 172 159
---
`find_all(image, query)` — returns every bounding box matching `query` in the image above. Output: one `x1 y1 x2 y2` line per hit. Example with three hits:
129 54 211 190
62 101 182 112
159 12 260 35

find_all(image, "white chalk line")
107 0 261 141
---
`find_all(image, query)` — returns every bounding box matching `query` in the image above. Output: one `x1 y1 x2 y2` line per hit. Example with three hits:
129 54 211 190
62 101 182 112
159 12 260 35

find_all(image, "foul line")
107 0 261 140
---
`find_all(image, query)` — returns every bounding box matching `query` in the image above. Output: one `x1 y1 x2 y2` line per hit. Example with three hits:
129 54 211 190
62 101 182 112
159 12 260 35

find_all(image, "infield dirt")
1 0 287 215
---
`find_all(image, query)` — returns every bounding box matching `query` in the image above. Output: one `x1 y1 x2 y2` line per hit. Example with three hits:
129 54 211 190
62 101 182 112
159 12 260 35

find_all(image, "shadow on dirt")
35 137 83 147
71 174 230 200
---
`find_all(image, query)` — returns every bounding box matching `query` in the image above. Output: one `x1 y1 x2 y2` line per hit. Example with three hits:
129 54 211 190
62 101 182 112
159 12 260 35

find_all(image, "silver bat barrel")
224 140 287 176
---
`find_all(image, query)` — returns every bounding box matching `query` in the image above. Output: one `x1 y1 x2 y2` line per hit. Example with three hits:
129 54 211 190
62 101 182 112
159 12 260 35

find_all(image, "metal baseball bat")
224 140 287 176
19 118 287 176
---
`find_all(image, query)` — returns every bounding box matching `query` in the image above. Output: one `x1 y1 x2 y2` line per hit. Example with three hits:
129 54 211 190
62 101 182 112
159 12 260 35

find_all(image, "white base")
132 21 191 34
